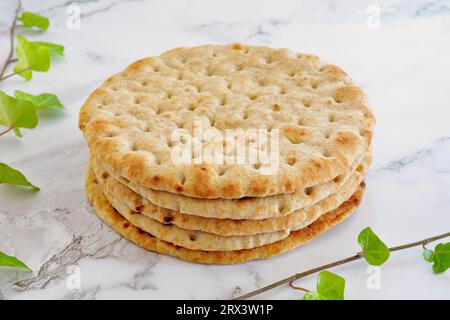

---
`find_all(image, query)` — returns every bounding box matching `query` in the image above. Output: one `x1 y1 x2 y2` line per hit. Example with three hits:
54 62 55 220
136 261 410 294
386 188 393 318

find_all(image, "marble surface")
1 0 450 299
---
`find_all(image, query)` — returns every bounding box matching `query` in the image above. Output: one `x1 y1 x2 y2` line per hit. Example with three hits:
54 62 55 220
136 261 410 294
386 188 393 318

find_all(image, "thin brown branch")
0 126 14 137
233 231 450 300
288 282 310 293
0 67 30 82
0 0 22 79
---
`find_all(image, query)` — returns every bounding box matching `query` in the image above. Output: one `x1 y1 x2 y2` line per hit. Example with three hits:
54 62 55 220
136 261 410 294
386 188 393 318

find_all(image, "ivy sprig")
358 227 390 266
235 229 450 300
17 11 49 31
423 242 450 273
13 34 50 81
0 1 66 277
0 251 31 271
303 271 345 300
14 90 64 110
0 5 63 82
298 227 389 300
0 91 38 137
0 1 65 193
0 162 39 191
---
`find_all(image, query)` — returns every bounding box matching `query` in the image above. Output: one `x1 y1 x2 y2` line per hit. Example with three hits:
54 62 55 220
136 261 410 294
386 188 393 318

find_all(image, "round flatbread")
80 44 374 199
94 151 370 219
102 185 290 251
93 153 369 235
85 166 365 264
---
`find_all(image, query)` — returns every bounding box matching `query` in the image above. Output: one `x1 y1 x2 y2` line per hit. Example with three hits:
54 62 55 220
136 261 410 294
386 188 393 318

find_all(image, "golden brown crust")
79 44 375 199
94 152 371 219
102 186 290 251
92 153 369 236
85 166 365 264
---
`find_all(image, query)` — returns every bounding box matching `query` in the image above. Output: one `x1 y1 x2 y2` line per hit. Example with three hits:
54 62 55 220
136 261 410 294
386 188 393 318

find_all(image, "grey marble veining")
0 0 450 299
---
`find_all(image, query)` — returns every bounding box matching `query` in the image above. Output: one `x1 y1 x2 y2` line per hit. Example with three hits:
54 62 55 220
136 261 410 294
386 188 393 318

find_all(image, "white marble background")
0 0 449 299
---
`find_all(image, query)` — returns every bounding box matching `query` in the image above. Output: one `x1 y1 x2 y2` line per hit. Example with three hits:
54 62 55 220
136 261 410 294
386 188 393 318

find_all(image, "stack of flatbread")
79 44 374 264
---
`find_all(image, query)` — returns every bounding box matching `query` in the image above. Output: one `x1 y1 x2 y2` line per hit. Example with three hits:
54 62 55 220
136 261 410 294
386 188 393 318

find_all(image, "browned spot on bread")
300 54 320 62
360 181 366 188
164 216 173 223
175 185 183 193
287 156 297 166
126 58 152 72
126 155 148 179
88 118 114 136
282 176 296 193
232 43 243 50
104 76 117 85
321 64 348 79
359 129 373 145
249 176 270 195
135 204 145 212
191 165 214 197
152 175 161 183
272 103 281 111
123 222 130 228
220 180 242 198
89 87 109 100
138 229 145 234
282 125 309 144
311 159 323 170
334 86 365 103
101 171 109 180
335 132 359 150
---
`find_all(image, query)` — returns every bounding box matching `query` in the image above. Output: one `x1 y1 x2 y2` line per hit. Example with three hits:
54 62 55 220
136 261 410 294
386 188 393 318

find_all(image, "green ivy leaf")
14 34 50 81
17 11 49 31
0 162 39 191
358 227 391 266
14 90 64 110
431 243 450 274
303 271 345 300
423 249 435 263
33 41 64 57
0 251 31 271
0 91 38 137
303 292 320 300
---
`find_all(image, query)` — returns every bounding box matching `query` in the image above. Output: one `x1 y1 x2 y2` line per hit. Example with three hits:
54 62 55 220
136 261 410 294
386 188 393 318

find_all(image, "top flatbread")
79 44 374 199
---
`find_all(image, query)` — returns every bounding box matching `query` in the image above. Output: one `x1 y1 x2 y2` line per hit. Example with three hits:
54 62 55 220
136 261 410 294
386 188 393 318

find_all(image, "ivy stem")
233 231 450 300
0 67 31 82
0 0 22 80
0 126 14 137
288 282 310 293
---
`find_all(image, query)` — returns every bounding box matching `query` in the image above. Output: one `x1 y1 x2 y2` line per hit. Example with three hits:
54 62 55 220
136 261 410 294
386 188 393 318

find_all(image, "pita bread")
86 166 365 264
93 153 369 235
94 152 370 219
80 44 374 199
